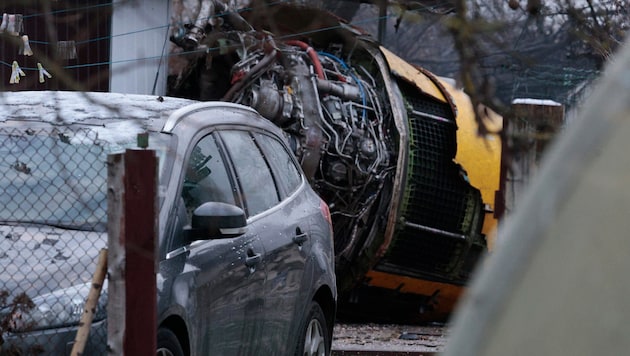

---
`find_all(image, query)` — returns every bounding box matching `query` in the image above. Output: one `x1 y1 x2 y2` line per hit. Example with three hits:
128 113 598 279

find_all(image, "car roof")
161 100 276 134
0 91 197 129
0 91 282 137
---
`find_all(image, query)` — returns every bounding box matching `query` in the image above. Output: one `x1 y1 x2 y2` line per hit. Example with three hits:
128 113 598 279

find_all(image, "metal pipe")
403 221 467 240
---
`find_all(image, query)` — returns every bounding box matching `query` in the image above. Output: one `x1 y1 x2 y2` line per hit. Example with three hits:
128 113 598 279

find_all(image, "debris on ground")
332 323 449 353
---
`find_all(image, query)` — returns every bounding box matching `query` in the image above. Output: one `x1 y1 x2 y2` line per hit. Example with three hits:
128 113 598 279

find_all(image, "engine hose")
318 51 368 122
284 40 325 80
221 48 278 102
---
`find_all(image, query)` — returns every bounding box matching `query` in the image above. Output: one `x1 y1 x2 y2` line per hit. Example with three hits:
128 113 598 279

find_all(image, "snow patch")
512 98 562 106
0 91 198 124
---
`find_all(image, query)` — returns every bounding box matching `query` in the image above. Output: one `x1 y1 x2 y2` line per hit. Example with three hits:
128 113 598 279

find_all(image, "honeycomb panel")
379 81 485 280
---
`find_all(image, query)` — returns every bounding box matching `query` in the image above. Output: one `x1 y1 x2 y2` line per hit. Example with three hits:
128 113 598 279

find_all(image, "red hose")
285 40 325 79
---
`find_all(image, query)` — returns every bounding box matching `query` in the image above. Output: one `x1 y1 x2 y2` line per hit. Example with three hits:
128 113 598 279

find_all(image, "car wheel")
157 327 184 356
296 301 330 356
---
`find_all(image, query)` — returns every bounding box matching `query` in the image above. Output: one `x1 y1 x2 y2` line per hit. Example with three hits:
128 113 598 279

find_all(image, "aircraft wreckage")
167 0 502 322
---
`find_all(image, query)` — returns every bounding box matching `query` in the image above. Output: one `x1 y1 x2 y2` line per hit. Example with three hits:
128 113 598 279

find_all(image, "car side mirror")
187 202 247 240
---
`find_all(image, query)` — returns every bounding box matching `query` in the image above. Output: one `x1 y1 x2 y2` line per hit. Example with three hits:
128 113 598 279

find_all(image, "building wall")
110 0 169 95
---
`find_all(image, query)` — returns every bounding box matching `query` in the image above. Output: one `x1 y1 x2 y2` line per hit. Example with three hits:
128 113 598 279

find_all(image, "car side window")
253 132 302 198
220 130 279 217
181 133 236 221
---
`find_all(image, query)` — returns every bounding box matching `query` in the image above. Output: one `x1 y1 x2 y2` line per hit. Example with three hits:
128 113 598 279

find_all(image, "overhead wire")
0 0 603 103
0 0 404 71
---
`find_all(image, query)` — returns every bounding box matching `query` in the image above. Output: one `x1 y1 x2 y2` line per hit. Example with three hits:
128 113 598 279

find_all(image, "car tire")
296 301 330 356
157 327 185 356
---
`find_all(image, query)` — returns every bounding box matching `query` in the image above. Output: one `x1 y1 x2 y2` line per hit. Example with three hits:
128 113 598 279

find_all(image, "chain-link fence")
0 126 109 355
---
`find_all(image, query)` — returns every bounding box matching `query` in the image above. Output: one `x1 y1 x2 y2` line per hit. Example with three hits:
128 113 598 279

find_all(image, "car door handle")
293 227 308 246
245 249 262 267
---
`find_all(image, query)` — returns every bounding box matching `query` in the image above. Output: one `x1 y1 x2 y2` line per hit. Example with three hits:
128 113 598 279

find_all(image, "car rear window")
252 132 302 198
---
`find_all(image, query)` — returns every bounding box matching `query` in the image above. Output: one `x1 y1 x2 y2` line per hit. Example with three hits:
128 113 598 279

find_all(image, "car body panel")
162 231 267 355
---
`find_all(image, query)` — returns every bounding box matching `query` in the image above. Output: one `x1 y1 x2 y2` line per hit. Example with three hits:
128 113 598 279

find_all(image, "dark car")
0 91 337 355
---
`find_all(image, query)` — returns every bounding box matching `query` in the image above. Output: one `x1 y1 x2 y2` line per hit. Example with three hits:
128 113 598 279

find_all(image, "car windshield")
0 125 172 232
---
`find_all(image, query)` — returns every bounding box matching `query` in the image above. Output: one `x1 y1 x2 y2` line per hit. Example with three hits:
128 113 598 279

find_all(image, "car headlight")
2 282 108 332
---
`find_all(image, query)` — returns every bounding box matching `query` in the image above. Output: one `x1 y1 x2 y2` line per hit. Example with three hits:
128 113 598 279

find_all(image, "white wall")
110 0 169 95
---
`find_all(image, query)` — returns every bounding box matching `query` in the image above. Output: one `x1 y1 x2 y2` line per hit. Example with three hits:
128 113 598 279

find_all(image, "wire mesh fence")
0 126 109 355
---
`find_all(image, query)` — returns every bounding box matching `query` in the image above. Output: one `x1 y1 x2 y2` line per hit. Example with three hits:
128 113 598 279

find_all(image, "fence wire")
0 126 108 355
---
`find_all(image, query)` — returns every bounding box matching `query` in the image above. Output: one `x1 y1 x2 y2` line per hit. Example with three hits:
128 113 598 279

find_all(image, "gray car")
0 91 337 356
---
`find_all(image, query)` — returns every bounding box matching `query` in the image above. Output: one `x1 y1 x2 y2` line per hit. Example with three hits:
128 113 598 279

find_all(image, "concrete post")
500 99 564 216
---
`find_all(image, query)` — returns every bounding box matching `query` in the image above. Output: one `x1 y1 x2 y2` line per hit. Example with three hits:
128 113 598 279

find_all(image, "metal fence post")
107 149 158 355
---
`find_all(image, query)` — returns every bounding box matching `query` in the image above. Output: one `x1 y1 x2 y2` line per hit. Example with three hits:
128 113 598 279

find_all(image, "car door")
219 129 313 353
165 131 267 356
214 129 287 351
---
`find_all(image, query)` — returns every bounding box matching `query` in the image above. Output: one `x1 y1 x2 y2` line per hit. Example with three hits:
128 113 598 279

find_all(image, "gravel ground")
332 323 449 353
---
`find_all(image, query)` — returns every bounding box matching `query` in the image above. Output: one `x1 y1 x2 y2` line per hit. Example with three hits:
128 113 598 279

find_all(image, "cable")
152 1 171 96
